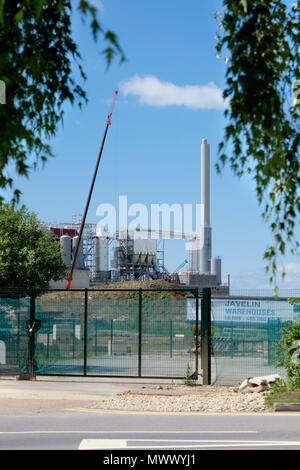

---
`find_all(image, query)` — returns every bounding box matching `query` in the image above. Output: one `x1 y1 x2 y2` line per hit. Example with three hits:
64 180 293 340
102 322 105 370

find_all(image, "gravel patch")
91 385 270 413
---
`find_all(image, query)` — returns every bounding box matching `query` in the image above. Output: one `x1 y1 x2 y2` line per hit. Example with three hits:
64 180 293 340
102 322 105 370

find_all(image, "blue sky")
4 0 300 290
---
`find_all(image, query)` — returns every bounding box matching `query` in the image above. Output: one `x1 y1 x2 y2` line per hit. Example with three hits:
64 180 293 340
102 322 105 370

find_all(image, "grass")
264 379 300 407
265 390 300 407
183 363 197 386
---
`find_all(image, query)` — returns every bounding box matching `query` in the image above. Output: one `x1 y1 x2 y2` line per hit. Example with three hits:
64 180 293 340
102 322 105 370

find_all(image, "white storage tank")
94 237 100 272
72 236 84 269
60 235 71 265
94 236 109 272
211 256 222 285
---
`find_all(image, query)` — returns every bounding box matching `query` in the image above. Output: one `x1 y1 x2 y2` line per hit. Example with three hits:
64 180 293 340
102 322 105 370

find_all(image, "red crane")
65 90 118 290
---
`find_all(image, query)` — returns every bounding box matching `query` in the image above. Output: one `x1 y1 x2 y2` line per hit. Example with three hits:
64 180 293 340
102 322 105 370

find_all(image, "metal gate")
0 287 208 380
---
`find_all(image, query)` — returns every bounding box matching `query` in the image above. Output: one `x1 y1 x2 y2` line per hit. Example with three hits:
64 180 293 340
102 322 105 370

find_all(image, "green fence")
1 287 297 385
0 287 201 380
209 295 299 385
0 294 29 374
185 292 299 385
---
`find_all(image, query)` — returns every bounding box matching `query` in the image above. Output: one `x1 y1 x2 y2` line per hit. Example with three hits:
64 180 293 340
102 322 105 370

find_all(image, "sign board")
187 297 299 324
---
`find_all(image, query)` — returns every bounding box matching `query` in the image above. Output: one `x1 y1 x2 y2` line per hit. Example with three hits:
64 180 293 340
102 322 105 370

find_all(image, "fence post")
138 288 142 377
110 319 114 356
72 319 76 359
195 288 199 379
83 288 88 376
17 312 20 365
169 320 173 359
26 290 41 379
28 291 36 378
201 287 211 385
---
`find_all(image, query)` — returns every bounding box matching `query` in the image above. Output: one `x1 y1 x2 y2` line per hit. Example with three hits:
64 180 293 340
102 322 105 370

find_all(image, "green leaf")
240 0 248 14
14 7 24 22
0 0 125 200
217 0 300 284
34 0 45 19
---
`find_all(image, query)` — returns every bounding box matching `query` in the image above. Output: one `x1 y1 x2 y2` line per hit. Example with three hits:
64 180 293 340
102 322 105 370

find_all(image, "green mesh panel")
0 295 29 374
211 298 297 385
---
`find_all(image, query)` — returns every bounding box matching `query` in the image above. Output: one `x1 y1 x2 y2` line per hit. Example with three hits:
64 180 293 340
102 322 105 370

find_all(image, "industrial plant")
48 139 229 293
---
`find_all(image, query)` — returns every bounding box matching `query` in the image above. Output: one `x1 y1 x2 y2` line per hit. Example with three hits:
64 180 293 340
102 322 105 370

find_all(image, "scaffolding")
69 215 96 279
51 215 97 280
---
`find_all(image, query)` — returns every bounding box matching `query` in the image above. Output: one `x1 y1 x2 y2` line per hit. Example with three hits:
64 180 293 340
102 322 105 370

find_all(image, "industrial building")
48 139 229 293
111 230 163 282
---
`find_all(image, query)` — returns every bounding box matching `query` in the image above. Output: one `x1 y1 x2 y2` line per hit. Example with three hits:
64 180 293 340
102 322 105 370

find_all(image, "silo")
99 236 109 272
72 236 84 269
94 237 100 272
211 256 222 285
60 235 71 265
94 236 109 272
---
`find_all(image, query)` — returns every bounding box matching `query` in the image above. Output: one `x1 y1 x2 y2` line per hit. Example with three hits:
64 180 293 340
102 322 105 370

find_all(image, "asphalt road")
0 377 300 452
1 408 300 451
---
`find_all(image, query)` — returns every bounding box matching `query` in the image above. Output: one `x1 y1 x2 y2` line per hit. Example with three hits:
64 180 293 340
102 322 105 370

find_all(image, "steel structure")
111 230 162 281
70 215 97 278
110 229 197 282
50 216 97 278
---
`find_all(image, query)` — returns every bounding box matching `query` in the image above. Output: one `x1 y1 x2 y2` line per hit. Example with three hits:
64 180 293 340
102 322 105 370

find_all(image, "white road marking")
78 438 300 450
79 439 127 450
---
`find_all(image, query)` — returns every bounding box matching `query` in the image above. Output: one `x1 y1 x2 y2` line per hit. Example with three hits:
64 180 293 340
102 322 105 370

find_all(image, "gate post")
201 287 211 385
26 290 41 379
83 288 88 376
195 288 199 379
138 288 142 377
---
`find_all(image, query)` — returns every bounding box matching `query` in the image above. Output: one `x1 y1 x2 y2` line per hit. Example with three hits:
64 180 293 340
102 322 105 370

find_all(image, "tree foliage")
216 0 300 286
0 0 125 202
0 203 68 289
276 305 300 389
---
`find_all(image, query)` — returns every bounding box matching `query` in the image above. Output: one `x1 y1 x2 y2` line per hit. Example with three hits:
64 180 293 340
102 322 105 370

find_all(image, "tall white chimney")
199 139 212 274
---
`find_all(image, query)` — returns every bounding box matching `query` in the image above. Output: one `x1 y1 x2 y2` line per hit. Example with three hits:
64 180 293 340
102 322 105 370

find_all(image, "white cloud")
278 262 300 275
119 75 227 110
229 262 300 292
276 262 300 288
